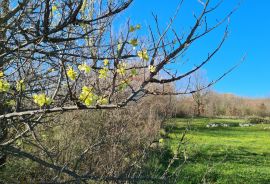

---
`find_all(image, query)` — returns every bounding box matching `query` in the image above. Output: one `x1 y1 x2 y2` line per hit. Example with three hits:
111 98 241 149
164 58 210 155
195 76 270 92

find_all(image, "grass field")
147 117 270 184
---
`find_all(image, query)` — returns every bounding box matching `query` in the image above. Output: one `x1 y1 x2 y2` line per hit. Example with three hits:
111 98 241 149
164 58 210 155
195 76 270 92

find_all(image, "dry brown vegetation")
175 91 270 117
1 95 175 183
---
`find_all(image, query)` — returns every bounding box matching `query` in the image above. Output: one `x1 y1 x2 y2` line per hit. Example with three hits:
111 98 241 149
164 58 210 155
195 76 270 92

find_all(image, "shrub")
0 95 172 183
247 116 270 124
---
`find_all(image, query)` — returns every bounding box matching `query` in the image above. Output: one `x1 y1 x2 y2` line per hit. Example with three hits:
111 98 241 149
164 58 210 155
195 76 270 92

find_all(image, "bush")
0 96 172 183
247 116 270 124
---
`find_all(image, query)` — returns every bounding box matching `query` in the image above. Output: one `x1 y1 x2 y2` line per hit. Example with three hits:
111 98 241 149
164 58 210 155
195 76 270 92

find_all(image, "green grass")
151 117 270 184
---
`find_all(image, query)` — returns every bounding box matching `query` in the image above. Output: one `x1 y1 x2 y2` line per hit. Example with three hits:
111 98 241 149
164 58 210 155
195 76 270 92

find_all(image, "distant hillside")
175 91 270 117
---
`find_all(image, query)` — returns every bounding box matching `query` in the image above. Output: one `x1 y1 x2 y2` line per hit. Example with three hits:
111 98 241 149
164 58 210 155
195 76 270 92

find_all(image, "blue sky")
120 0 270 98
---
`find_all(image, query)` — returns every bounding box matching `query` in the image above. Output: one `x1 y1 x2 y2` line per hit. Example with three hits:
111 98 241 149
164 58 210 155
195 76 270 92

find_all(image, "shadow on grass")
141 118 270 184
142 144 270 184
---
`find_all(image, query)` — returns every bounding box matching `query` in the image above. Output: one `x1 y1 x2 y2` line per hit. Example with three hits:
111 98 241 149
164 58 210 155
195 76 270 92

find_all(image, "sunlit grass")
157 117 270 184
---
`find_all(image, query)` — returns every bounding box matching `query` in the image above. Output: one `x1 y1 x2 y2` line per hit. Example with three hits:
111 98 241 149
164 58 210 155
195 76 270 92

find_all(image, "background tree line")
175 91 270 118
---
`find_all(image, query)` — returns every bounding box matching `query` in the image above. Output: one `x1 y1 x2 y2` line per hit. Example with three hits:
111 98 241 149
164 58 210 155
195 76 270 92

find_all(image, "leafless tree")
190 70 210 116
0 0 240 182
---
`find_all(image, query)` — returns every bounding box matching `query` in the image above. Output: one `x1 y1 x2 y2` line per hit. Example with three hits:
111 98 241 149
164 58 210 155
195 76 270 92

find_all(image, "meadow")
146 117 270 184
